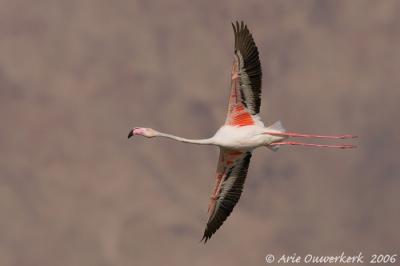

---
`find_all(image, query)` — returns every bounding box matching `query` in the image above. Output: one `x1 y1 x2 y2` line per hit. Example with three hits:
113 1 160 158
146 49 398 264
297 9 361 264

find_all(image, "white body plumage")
211 121 286 150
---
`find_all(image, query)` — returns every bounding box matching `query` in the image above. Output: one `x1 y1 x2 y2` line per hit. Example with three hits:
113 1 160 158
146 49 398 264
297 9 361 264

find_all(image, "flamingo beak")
128 129 134 139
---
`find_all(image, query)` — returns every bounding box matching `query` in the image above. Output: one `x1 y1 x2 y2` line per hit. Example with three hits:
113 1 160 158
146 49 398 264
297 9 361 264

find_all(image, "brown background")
1 0 399 265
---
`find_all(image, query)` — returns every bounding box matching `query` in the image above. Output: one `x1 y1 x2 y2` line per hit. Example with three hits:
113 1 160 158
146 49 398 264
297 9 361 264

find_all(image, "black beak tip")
128 130 134 139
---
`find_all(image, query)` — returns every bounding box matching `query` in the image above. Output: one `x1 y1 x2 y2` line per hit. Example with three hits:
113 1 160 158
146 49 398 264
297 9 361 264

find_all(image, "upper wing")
225 21 262 127
202 149 252 243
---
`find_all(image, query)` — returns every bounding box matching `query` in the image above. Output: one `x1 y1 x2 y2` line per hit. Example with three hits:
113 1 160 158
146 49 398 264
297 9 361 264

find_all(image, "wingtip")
200 233 210 244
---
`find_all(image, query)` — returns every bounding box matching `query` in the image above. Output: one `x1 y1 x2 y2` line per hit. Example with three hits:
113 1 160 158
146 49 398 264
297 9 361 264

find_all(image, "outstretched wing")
225 21 262 127
202 149 252 243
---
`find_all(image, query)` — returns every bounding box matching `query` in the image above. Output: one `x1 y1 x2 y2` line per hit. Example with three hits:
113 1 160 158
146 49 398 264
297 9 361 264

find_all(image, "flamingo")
128 21 357 243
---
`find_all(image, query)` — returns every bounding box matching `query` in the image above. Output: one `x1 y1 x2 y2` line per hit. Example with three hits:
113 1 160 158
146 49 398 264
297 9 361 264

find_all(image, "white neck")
156 132 215 146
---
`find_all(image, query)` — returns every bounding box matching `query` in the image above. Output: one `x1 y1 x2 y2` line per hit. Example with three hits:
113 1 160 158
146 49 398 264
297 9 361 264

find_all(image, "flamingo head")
128 127 158 139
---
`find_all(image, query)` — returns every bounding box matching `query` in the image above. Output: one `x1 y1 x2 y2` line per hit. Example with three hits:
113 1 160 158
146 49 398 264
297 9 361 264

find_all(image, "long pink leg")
269 141 356 149
264 132 358 139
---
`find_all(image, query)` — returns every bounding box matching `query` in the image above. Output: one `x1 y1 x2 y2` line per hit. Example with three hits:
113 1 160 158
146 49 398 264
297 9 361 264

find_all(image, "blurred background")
1 0 399 265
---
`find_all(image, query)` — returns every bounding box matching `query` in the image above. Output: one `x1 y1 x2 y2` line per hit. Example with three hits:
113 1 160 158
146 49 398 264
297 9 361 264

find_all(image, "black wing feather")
232 21 262 115
202 152 252 243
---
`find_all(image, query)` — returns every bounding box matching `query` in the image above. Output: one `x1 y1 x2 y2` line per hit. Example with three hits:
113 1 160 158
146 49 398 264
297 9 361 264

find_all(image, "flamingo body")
212 124 285 150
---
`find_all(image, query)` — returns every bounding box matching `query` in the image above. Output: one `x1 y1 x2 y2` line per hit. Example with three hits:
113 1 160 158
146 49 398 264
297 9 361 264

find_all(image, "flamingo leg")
269 141 356 149
264 131 357 139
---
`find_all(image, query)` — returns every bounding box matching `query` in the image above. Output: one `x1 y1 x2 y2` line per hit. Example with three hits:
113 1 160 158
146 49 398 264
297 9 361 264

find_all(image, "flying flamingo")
128 21 357 243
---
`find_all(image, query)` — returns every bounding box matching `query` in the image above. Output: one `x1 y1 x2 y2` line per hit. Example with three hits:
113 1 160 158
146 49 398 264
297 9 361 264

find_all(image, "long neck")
156 132 215 145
